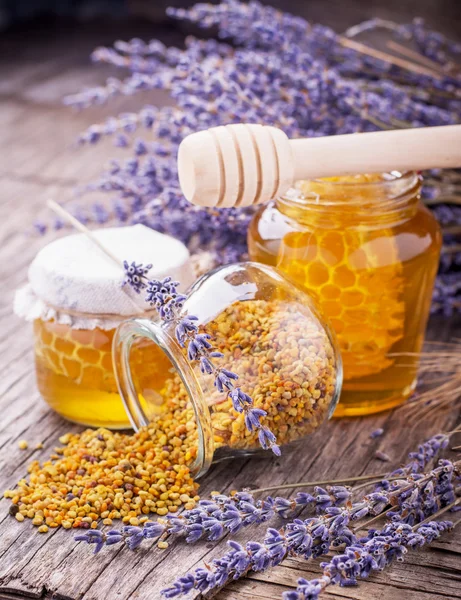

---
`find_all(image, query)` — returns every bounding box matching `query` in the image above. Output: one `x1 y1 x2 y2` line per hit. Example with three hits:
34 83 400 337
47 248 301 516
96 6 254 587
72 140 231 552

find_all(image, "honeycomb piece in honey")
278 226 404 379
34 319 175 399
34 320 117 392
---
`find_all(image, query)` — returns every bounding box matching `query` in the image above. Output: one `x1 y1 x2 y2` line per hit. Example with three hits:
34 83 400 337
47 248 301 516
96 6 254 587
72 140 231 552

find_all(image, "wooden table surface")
0 15 460 600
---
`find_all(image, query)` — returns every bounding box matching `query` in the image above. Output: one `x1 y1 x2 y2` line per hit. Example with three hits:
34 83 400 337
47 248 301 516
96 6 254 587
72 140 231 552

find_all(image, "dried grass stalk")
400 340 461 418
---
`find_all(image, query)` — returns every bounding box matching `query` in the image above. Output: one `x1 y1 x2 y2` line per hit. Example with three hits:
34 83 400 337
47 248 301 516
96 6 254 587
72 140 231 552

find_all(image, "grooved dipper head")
178 124 294 208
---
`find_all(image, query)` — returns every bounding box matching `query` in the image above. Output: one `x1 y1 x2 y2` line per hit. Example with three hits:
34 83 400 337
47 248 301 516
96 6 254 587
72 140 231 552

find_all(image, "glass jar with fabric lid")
14 225 194 429
248 172 442 416
113 262 342 477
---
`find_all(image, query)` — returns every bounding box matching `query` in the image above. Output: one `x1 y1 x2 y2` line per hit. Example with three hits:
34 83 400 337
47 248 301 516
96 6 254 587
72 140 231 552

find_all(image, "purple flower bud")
258 427 279 454
244 407 267 432
187 340 200 361
214 369 238 393
370 428 384 439
183 524 206 545
142 521 165 538
105 533 124 545
122 260 152 293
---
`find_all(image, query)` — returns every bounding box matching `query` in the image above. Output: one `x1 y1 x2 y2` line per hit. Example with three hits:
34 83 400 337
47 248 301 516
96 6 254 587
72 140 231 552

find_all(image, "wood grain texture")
0 17 460 600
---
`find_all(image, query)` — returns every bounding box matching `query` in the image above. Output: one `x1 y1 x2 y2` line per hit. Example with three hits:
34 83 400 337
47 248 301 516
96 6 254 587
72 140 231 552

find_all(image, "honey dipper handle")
178 124 461 208
291 125 461 181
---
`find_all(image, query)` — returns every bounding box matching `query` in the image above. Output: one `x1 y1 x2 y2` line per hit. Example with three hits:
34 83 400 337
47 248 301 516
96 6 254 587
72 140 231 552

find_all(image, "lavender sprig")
74 486 351 553
286 519 455 599
161 458 460 597
123 261 280 454
368 432 450 495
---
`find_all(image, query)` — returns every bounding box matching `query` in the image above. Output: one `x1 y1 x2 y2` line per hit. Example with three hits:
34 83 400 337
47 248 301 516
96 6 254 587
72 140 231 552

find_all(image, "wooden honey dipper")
177 124 461 208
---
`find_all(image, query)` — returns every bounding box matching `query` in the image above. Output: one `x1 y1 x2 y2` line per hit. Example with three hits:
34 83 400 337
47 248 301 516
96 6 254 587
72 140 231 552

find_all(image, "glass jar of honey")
248 172 442 416
14 225 193 428
113 262 341 477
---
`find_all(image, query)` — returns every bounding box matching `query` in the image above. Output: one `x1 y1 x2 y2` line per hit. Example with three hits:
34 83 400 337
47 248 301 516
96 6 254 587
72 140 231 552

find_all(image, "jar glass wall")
33 319 167 429
113 262 342 477
248 173 442 416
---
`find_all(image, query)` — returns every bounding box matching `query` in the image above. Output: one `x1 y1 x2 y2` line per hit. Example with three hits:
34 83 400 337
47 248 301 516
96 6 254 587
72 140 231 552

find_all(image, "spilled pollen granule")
18 440 29 450
4 418 199 530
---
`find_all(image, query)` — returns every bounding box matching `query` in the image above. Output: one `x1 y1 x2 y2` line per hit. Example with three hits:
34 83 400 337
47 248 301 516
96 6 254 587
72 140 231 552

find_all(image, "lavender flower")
284 578 327 600
288 519 454 599
259 427 281 455
74 529 106 554
162 515 332 598
123 262 279 454
432 272 461 316
369 432 451 495
399 18 461 66
401 432 450 473
75 486 351 553
161 509 355 597
122 260 152 293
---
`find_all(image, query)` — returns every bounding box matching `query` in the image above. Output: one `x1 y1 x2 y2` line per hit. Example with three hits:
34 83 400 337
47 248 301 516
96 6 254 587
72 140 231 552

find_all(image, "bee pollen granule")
4 422 199 530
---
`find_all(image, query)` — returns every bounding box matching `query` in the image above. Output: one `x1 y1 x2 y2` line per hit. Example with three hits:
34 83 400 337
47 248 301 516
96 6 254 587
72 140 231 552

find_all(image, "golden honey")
248 172 442 416
33 319 172 428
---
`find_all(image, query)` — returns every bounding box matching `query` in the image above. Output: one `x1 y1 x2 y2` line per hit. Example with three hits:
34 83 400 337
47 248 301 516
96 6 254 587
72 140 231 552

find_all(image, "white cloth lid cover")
14 225 193 328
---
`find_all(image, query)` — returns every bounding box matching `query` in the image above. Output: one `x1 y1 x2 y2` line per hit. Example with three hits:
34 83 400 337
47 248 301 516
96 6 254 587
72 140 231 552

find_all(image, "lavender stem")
251 473 389 494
